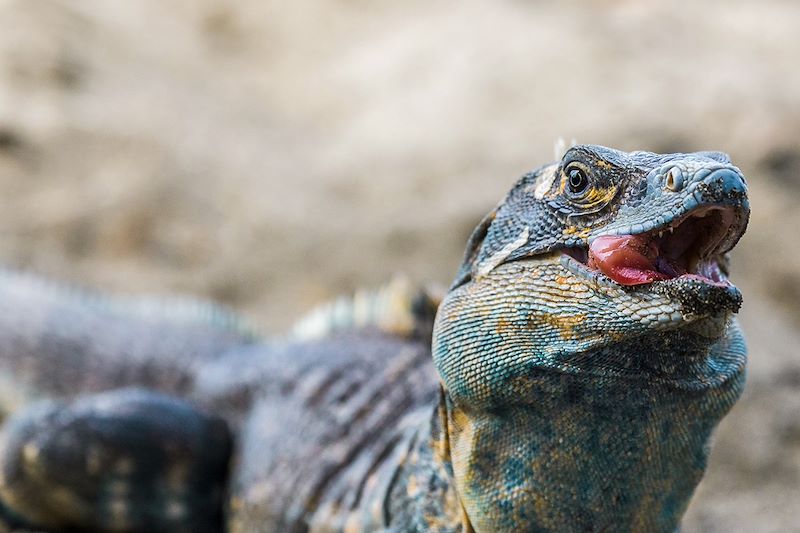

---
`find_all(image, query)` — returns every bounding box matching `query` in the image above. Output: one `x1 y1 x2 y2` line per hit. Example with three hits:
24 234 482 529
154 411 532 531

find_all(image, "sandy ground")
0 0 798 530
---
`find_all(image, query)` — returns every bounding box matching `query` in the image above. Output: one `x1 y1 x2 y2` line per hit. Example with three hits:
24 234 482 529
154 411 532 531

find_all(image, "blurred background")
0 0 797 531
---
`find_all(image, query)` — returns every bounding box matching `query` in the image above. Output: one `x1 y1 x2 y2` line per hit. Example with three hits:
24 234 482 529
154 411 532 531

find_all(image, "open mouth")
564 206 743 287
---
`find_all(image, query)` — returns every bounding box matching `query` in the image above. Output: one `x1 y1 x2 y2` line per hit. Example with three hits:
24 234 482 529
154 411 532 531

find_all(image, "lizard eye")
566 164 589 194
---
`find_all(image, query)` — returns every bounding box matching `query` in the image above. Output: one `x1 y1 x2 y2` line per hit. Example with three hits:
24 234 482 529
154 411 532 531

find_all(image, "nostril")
709 168 747 194
665 167 684 192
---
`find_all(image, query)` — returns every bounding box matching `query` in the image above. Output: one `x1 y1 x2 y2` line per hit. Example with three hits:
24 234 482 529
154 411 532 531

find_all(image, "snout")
661 164 749 210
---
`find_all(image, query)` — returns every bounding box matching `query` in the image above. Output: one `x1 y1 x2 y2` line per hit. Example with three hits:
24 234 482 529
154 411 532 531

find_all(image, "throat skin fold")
385 321 745 532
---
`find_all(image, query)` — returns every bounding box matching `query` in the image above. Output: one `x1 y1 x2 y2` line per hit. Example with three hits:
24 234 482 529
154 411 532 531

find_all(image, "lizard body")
0 145 749 532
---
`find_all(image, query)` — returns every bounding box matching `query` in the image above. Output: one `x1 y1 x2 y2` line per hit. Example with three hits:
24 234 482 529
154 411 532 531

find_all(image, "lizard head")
433 144 749 408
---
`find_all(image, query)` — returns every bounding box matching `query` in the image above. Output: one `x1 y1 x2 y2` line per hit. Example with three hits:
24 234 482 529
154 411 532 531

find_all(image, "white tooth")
669 226 674 234
658 230 663 238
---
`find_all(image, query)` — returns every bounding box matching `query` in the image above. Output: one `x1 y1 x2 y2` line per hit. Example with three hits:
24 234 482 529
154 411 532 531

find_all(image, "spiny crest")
553 137 577 161
289 277 443 342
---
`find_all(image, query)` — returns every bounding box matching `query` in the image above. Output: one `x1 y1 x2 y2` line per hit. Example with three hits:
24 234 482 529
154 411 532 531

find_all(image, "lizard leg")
0 388 231 533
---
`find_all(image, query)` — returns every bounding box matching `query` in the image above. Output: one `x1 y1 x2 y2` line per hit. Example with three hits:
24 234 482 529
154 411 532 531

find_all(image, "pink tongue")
588 235 669 286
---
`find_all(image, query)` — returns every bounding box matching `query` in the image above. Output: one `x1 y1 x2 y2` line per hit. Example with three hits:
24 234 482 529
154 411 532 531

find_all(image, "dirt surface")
0 1 798 530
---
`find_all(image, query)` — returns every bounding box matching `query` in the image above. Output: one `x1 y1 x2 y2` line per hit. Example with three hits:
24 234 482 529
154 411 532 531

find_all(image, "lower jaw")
560 254 743 314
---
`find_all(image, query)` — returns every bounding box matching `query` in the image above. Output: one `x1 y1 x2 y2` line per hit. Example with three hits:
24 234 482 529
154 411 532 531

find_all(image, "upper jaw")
589 163 749 248
567 161 748 282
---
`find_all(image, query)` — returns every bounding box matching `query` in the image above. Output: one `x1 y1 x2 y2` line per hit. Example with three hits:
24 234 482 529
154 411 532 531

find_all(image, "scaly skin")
0 145 749 532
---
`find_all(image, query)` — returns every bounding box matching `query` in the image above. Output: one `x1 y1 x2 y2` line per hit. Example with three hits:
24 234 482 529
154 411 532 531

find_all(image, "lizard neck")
440 332 746 533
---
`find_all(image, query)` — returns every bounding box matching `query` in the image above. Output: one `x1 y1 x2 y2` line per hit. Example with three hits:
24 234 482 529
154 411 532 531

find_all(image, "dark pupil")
568 168 587 192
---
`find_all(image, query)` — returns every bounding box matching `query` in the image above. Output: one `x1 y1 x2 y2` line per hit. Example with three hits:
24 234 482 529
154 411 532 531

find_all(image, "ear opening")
450 207 497 290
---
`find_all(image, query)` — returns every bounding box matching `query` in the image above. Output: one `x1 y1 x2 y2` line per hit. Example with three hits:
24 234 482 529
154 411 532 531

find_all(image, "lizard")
0 144 750 532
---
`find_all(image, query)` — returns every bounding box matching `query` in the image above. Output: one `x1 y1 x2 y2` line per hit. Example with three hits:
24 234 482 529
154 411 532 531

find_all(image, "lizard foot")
0 388 231 533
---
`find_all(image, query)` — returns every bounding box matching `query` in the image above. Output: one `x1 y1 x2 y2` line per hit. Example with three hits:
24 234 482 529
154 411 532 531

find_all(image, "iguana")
0 144 750 532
